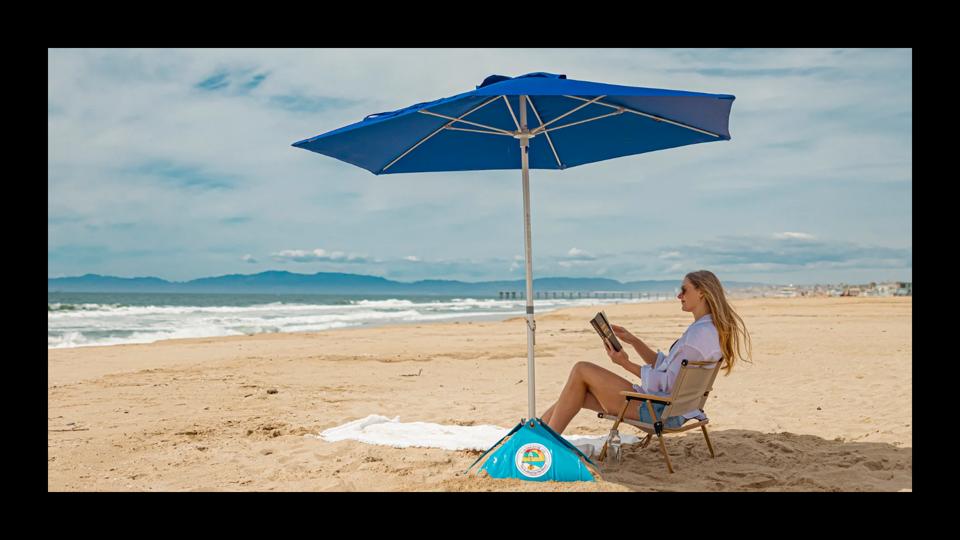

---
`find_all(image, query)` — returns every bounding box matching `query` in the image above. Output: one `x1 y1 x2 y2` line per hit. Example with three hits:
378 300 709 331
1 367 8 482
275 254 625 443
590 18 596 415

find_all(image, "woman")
541 270 751 435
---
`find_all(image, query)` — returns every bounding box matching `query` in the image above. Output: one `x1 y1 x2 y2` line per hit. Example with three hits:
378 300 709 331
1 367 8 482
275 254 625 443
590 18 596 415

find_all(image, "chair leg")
642 400 673 473
639 433 652 448
656 434 674 474
701 425 716 458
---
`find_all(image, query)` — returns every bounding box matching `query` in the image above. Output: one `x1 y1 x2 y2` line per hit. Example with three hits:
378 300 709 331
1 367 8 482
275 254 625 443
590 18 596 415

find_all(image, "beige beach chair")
597 358 723 473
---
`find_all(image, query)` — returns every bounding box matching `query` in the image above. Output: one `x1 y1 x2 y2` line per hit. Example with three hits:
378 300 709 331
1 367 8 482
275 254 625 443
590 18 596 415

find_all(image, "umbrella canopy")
292 72 734 426
293 72 734 174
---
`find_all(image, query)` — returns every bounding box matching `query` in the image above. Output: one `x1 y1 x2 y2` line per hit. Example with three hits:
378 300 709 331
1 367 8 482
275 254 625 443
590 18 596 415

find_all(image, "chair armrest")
619 391 672 404
685 360 718 367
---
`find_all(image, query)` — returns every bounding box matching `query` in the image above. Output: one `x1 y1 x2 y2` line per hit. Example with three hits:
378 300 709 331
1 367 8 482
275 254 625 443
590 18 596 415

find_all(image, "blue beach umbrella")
293 72 734 481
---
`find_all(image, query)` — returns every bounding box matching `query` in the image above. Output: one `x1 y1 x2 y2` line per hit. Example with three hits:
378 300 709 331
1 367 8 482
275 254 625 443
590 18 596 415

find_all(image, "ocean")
48 292 667 349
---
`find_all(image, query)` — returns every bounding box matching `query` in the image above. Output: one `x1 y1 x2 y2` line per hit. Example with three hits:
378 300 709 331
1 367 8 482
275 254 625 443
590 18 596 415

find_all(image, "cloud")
403 255 420 262
242 254 258 263
271 248 370 263
195 68 269 95
268 94 360 113
566 247 596 260
652 234 911 274
195 71 230 91
131 160 239 192
774 232 815 240
556 247 599 269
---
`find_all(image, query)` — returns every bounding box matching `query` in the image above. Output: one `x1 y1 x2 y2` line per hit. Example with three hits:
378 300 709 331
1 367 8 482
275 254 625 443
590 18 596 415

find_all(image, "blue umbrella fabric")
292 72 734 481
293 72 734 174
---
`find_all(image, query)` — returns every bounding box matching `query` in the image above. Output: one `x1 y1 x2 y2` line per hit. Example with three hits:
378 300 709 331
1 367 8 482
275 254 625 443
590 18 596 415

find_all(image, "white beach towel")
309 414 642 457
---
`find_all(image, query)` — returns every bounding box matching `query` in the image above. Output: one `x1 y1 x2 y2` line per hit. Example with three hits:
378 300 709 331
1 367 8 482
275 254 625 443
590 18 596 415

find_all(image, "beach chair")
597 358 723 473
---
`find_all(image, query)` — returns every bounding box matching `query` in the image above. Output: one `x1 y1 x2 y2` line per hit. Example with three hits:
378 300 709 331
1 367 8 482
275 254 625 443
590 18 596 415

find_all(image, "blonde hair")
685 270 752 376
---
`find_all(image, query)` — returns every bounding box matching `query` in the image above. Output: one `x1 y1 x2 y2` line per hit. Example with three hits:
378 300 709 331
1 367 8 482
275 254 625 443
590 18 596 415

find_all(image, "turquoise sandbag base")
469 418 597 482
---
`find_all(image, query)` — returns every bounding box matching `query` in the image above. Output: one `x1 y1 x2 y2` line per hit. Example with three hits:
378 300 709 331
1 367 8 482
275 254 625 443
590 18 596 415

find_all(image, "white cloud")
566 247 596 260
271 248 369 263
659 251 682 259
403 255 420 262
242 254 258 263
774 232 816 240
667 262 686 272
559 260 592 268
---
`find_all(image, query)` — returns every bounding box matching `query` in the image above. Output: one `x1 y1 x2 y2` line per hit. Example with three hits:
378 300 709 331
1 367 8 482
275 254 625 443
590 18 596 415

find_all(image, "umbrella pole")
519 95 536 421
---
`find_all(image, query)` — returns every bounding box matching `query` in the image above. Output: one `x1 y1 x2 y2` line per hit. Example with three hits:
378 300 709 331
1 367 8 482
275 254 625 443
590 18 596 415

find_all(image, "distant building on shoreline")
728 281 911 298
491 281 911 301
777 285 798 298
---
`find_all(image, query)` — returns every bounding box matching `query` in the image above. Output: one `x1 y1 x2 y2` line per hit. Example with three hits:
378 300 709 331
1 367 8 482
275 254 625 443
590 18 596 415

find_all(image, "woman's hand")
611 324 637 346
604 340 629 367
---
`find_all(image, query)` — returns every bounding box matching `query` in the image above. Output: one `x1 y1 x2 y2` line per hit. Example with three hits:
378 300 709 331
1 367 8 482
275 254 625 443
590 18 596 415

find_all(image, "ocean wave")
48 302 125 312
47 298 526 320
47 295 660 349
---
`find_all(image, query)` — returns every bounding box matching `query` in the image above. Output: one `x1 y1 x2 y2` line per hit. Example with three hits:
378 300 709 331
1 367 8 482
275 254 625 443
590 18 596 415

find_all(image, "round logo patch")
515 443 552 478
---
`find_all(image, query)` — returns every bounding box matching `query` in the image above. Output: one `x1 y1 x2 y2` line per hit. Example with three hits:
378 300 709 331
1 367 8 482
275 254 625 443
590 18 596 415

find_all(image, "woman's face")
677 278 703 313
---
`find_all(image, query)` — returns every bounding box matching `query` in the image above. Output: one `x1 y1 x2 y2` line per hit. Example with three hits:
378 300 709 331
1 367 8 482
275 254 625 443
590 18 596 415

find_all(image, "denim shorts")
630 389 687 429
636 401 685 429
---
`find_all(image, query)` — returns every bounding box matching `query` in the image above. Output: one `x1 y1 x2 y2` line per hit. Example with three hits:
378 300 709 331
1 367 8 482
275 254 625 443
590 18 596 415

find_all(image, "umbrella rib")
563 95 722 138
417 110 514 135
502 95 521 131
445 126 513 136
540 109 624 133
525 96 563 169
381 96 502 173
530 95 606 135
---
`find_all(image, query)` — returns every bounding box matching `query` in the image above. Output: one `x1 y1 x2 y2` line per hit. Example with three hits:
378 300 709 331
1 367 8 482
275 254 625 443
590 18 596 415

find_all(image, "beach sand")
47 296 912 491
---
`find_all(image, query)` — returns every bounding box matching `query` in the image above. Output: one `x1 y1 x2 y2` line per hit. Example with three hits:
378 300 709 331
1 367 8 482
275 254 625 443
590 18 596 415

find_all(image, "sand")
47 296 912 491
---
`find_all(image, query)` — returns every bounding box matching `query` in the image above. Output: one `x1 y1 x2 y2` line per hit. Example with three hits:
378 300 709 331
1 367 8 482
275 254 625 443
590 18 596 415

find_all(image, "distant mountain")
48 271 768 295
46 274 178 293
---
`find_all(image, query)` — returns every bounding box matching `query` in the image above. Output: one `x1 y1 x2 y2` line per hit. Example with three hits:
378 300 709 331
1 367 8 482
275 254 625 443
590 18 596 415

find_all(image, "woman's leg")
541 391 603 425
545 361 639 434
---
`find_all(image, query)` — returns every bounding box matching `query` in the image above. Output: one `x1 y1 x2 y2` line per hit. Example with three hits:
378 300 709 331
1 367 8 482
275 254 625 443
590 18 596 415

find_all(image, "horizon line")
46 269 913 287
47 270 713 285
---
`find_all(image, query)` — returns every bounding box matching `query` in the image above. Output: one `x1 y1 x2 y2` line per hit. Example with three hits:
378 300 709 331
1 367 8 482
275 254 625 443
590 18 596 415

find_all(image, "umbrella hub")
513 130 535 142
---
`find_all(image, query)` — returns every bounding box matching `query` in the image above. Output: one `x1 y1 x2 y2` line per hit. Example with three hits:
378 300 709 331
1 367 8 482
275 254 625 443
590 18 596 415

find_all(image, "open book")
589 311 622 352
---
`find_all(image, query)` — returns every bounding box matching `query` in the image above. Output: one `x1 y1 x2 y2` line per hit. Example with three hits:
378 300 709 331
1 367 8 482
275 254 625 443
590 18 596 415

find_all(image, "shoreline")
48 296 912 491
48 296 680 352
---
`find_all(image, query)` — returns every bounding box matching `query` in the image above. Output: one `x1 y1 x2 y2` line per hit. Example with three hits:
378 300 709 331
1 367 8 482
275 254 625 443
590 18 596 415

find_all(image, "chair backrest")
662 358 723 419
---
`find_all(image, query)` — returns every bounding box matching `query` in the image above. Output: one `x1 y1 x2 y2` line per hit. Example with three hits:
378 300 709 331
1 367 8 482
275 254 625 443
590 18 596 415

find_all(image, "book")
590 311 622 352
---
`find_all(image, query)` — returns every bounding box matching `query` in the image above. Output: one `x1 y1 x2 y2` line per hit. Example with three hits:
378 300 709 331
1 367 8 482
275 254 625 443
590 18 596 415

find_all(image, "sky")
48 48 912 285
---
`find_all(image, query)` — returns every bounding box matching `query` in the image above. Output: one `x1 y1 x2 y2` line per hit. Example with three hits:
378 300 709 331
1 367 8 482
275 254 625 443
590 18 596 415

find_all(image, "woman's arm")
611 324 658 365
603 341 642 379
619 356 643 379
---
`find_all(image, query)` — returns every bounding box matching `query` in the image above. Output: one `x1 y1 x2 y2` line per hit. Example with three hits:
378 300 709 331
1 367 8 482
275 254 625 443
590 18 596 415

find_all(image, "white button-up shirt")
636 313 722 419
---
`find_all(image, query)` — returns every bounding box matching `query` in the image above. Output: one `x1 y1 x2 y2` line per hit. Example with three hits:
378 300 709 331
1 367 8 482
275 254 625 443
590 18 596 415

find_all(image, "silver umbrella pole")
519 95 536 420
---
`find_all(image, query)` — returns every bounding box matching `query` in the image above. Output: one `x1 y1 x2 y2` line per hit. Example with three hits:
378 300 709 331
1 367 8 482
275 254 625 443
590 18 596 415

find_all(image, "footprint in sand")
741 476 779 489
277 455 293 464
843 455 867 467
766 441 795 453
715 470 748 478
